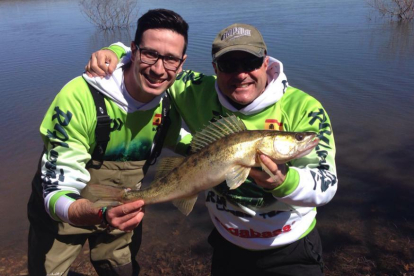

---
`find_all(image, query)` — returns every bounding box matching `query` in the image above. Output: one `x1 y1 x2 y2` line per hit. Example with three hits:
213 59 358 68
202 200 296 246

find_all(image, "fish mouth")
295 137 320 159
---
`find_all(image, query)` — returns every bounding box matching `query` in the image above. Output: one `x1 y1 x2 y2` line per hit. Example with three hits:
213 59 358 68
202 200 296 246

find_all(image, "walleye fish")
86 115 319 215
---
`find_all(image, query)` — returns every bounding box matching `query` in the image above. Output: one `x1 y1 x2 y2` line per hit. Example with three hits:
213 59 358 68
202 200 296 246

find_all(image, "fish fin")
172 195 198 216
258 157 279 182
86 184 126 201
225 165 251 190
92 200 122 208
154 156 186 179
190 114 247 153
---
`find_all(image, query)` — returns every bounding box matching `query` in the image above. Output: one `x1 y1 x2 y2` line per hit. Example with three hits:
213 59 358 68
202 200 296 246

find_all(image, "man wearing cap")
86 23 337 275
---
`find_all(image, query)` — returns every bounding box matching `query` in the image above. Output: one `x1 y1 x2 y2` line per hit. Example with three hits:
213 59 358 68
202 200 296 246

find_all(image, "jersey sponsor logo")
42 149 65 192
152 114 162 126
176 71 204 85
259 209 288 219
311 169 337 192
307 108 337 190
43 106 72 191
46 106 72 148
264 119 283 130
308 108 331 146
110 118 123 131
207 190 290 219
215 216 294 238
206 191 253 218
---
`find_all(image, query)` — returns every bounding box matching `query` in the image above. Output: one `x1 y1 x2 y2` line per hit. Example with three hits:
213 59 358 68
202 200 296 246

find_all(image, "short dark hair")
134 9 189 56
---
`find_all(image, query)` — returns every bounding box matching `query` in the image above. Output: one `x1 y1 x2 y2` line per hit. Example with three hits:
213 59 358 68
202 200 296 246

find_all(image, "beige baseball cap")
212 23 267 61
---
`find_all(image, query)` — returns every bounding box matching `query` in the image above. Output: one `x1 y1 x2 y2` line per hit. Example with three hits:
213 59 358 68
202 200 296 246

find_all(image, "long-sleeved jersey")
109 43 338 250
169 69 337 250
38 63 183 223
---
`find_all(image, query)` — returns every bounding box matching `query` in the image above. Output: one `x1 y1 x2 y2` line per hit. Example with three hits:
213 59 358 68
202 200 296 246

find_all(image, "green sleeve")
41 77 96 221
105 43 128 60
269 87 337 197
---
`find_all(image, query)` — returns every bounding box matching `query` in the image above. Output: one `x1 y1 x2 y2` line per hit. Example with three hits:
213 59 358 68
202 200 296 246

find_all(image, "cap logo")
221 27 251 41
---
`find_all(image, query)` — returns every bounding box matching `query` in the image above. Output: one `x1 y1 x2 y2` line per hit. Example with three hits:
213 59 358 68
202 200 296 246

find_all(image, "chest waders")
81 83 171 202
27 83 171 276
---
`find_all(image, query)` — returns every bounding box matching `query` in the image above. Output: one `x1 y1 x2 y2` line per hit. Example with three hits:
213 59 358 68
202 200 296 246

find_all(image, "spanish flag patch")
264 119 283 130
153 114 162 125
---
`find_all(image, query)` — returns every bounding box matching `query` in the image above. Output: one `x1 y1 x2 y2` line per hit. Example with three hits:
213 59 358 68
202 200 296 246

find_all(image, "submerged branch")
79 0 139 30
366 0 414 21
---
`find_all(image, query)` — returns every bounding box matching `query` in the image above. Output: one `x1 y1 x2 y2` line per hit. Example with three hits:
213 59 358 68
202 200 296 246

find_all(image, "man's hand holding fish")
104 200 145 232
67 198 144 232
249 154 288 189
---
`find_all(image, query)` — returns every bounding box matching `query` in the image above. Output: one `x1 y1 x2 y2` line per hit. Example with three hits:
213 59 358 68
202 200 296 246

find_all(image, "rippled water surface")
0 0 413 274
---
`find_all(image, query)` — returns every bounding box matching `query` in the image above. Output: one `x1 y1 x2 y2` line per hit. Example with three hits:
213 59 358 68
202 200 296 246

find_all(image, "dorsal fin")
190 115 246 153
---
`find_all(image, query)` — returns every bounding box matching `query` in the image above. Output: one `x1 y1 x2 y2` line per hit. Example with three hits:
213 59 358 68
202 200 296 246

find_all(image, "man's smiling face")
213 51 269 106
127 28 186 103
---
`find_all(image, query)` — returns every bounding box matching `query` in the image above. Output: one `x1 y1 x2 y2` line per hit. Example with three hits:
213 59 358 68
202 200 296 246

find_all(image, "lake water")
0 0 413 274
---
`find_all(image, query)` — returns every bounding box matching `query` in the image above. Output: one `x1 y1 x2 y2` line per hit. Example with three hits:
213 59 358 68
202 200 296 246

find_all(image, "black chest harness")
87 83 171 175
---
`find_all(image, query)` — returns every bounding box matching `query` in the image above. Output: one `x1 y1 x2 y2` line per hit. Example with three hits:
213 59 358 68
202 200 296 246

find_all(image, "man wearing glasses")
87 23 337 275
27 9 188 275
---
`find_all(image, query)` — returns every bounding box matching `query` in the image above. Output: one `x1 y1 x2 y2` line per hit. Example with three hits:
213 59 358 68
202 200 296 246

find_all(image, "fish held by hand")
86 115 319 215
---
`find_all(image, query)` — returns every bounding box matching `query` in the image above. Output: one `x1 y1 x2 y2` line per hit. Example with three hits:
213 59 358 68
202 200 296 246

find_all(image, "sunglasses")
215 56 264 73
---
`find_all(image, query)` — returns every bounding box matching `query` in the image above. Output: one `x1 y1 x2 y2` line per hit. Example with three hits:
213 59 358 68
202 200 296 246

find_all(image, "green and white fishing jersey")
168 67 337 250
40 64 183 223
108 43 338 250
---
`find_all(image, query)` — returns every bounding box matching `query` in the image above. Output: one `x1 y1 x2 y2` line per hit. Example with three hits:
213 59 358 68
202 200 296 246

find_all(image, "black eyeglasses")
135 44 184 71
215 56 264 74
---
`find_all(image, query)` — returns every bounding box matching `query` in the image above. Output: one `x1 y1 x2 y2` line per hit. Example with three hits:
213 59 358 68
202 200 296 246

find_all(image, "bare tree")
367 0 414 21
79 0 139 30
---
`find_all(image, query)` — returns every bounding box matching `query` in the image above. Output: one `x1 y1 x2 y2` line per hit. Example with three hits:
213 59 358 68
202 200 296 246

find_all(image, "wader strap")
142 92 171 175
85 79 170 174
87 82 111 169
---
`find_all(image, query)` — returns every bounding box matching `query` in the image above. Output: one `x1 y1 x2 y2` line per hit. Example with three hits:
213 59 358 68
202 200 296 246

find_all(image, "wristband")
98 207 109 228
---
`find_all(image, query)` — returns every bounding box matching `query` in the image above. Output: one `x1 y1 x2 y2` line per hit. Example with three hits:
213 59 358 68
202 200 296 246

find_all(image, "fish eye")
295 133 305 141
